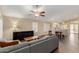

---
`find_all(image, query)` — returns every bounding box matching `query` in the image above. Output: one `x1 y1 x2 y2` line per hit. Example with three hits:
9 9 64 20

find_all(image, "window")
70 24 78 34
43 23 50 32
32 22 38 33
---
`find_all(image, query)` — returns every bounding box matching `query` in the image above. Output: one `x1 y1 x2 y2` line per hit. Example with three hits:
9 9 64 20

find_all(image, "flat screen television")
13 31 34 41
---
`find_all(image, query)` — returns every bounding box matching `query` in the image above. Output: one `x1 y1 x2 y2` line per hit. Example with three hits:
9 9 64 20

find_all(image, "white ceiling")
1 5 79 22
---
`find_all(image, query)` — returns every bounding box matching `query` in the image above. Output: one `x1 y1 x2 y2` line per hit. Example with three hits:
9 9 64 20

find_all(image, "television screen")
13 31 34 41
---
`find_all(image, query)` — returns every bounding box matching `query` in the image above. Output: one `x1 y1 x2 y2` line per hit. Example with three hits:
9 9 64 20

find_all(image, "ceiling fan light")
30 5 45 17
33 9 37 12
37 7 44 12
41 11 45 13
35 13 40 16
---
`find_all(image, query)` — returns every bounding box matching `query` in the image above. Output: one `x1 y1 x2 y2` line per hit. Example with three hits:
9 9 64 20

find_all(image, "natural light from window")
32 22 38 33
43 23 50 32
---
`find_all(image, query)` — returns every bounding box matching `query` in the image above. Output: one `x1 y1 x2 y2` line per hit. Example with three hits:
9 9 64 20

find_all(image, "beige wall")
3 16 51 40
4 16 78 40
0 10 3 40
0 16 3 39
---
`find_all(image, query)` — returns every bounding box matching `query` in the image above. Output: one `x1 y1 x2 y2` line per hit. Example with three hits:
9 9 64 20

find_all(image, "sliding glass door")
70 24 78 34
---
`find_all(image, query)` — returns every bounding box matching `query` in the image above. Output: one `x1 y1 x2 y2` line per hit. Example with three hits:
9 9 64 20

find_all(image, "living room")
0 5 79 53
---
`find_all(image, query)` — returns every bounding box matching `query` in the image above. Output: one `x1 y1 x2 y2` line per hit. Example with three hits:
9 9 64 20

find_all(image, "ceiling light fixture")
29 5 46 17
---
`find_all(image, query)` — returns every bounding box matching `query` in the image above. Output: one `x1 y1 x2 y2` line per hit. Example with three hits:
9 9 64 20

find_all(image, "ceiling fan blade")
41 14 45 17
28 14 33 16
41 11 45 13
30 10 35 13
33 5 41 9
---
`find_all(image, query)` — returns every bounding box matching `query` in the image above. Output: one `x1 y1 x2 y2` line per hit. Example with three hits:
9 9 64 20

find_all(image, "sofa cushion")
0 41 29 53
0 41 19 47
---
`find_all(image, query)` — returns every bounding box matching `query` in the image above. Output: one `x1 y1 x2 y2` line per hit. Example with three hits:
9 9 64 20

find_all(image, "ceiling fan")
29 5 46 17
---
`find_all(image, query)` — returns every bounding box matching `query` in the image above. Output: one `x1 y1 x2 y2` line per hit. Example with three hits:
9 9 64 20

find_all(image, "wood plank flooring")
54 33 79 53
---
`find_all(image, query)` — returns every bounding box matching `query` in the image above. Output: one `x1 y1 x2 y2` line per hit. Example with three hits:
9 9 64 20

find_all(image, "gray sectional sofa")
0 35 59 53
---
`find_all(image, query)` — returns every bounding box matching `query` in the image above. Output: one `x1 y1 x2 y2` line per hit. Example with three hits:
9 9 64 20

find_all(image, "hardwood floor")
54 33 79 53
